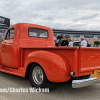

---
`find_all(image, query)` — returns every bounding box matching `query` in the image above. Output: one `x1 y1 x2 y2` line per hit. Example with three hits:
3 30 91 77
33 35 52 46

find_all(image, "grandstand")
0 16 10 41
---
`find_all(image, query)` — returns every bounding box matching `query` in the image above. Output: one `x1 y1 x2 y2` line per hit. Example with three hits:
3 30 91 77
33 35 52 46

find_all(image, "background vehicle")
73 41 81 46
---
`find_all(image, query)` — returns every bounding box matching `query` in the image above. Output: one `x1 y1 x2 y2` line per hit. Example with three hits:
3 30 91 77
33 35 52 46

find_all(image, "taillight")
70 72 76 77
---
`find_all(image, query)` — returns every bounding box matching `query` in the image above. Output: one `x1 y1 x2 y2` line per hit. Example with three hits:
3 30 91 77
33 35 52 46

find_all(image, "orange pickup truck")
0 23 100 89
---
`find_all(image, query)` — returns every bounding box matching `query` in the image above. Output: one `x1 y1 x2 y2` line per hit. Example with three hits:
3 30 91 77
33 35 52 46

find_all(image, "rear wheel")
29 63 56 89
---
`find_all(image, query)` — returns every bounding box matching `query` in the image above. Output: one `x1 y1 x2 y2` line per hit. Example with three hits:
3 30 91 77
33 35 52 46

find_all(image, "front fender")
24 50 71 82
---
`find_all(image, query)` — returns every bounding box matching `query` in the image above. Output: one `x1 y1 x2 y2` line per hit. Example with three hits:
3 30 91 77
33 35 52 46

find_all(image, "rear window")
28 28 48 38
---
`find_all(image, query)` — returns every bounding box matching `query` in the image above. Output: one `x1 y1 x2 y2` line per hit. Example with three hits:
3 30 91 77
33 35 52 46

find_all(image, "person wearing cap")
61 36 68 47
68 38 73 47
79 37 87 47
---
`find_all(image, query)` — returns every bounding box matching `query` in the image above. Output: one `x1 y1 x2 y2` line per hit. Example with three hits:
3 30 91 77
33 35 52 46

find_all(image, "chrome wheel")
32 66 43 85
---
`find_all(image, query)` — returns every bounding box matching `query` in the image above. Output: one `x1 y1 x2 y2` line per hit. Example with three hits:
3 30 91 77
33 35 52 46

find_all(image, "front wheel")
29 63 56 89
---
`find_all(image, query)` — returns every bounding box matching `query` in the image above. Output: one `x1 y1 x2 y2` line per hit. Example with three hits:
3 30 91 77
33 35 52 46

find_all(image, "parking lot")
0 72 100 100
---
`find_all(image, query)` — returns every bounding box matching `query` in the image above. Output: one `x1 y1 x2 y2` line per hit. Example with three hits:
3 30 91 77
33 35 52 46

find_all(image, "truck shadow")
47 81 100 99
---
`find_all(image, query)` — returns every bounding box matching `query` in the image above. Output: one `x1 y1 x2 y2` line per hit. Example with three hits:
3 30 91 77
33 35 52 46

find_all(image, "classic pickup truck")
0 23 100 89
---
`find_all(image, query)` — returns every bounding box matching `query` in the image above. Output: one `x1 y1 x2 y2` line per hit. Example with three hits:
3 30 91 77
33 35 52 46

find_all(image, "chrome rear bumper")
72 77 100 88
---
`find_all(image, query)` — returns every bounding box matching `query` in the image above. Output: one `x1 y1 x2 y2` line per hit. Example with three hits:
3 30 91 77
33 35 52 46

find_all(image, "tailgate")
79 47 100 72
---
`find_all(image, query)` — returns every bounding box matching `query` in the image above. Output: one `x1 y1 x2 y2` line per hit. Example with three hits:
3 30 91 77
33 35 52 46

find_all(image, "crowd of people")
55 36 90 47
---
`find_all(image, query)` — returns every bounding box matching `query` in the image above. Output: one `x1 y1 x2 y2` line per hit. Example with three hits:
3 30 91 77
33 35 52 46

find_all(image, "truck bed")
21 47 100 77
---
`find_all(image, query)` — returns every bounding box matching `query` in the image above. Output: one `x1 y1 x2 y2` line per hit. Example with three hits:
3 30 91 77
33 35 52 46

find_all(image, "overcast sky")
0 0 100 30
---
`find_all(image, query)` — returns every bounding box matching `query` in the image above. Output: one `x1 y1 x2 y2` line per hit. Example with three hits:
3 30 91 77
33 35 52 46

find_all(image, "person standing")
79 37 87 47
61 36 68 47
55 40 59 47
68 38 73 47
87 41 90 47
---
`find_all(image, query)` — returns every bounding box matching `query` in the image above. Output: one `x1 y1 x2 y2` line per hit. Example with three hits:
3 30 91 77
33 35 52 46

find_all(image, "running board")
0 65 25 77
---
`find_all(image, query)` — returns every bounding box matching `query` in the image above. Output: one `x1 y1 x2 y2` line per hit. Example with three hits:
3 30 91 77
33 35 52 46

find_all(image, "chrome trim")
70 72 76 77
8 42 12 44
32 66 43 85
77 46 80 49
47 46 54 47
72 77 100 88
70 72 73 76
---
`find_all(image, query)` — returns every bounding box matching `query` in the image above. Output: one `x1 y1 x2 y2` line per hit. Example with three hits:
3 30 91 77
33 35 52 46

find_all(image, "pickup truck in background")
0 23 100 89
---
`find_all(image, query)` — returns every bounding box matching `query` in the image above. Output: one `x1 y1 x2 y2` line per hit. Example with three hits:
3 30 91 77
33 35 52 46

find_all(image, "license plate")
94 70 100 77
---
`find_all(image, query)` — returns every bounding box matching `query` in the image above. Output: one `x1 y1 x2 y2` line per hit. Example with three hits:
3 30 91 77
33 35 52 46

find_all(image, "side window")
28 28 48 38
5 28 14 40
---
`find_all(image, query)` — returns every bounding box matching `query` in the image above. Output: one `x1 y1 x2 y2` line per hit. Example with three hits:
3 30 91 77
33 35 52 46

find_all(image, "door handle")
8 42 12 44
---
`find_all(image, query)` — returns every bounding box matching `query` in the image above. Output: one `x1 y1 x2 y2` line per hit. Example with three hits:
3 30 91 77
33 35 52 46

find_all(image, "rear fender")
24 51 71 82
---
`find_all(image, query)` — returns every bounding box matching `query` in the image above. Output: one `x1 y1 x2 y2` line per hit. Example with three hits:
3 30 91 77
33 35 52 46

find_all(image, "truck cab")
0 23 55 68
